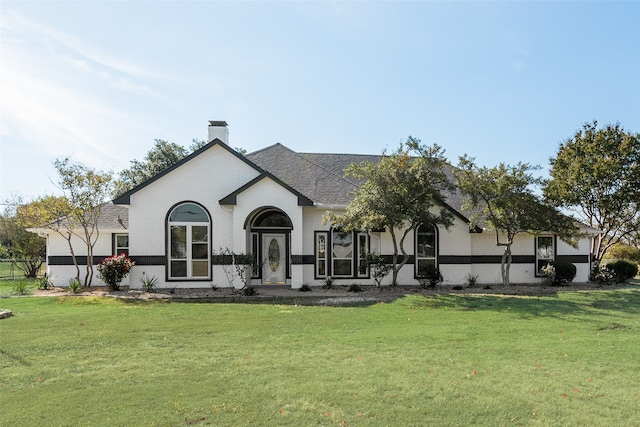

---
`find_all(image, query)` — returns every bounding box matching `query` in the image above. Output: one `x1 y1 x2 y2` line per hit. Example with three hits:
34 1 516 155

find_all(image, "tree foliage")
545 121 640 262
112 139 189 197
324 137 455 286
52 158 113 286
0 196 46 277
455 156 581 286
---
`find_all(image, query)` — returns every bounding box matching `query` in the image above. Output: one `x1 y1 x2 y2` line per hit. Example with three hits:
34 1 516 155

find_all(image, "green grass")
1 289 639 426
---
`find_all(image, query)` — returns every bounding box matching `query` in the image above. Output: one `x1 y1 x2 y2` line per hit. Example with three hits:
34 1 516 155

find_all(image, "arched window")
167 202 210 280
415 224 437 277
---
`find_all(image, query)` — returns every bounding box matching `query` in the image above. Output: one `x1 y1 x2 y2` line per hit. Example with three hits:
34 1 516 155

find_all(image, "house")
32 121 598 289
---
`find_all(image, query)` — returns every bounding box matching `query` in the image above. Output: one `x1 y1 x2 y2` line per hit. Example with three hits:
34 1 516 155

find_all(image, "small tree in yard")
455 156 581 286
362 252 392 287
53 158 113 286
0 196 46 278
325 137 455 286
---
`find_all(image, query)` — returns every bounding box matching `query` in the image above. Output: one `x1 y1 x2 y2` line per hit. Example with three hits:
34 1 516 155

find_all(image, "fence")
0 258 46 279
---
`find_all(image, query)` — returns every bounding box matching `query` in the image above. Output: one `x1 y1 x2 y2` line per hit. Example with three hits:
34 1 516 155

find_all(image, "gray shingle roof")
247 144 470 222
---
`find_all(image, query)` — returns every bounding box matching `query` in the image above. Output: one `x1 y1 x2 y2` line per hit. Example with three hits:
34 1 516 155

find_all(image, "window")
332 231 353 277
168 203 210 280
357 232 369 277
536 236 555 274
415 224 437 276
114 234 129 256
315 232 328 278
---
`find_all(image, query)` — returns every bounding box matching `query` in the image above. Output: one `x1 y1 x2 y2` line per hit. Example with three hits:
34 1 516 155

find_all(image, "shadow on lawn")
404 287 640 320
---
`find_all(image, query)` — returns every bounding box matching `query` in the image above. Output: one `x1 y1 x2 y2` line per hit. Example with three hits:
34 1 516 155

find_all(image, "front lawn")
1 289 639 426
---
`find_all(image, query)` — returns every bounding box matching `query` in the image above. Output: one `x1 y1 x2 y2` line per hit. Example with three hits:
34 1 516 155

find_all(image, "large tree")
545 121 640 263
53 158 113 286
455 156 581 286
324 137 455 286
0 196 46 278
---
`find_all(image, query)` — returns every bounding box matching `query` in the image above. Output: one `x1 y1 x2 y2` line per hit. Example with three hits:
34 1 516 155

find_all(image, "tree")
0 196 46 278
324 137 455 286
53 158 113 286
545 121 640 263
455 156 581 286
112 139 188 196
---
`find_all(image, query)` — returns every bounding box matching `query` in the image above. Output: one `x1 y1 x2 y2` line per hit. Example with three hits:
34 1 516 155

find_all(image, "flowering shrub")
97 253 134 291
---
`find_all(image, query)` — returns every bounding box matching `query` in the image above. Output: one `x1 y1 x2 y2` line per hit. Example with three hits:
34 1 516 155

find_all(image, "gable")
113 139 263 205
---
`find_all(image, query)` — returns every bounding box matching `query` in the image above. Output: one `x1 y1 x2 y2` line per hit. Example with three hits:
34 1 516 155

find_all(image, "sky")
1 1 639 203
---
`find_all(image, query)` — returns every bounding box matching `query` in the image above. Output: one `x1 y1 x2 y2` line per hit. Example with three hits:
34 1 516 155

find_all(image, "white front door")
262 233 286 284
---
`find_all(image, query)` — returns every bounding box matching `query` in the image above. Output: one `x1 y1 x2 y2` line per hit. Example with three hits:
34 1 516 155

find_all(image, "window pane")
537 237 554 259
332 232 353 258
192 261 209 277
171 226 187 258
417 259 436 276
317 234 326 259
334 259 352 276
192 226 208 243
192 243 208 260
116 235 129 247
171 261 187 277
318 260 326 276
170 203 208 222
417 231 435 258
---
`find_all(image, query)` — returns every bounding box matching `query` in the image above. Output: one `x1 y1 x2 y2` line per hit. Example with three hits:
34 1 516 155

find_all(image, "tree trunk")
500 244 512 286
390 228 399 286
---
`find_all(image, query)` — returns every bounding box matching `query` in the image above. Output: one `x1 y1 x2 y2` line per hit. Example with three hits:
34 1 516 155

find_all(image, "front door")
262 233 286 284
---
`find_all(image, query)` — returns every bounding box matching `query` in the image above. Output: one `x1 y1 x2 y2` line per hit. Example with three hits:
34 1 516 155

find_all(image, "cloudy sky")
1 1 638 202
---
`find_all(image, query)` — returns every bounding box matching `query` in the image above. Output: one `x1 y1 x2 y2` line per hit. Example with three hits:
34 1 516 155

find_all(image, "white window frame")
535 235 555 276
167 203 211 281
415 224 437 277
114 233 129 256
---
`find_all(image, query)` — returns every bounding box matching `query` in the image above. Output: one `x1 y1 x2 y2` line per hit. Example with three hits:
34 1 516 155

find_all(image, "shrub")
594 265 616 285
322 277 334 289
243 286 257 296
452 285 464 290
12 280 32 295
68 278 82 293
542 261 576 285
299 284 312 292
139 273 158 293
347 284 363 293
362 253 392 287
97 253 134 291
418 264 443 288
465 273 479 287
36 273 54 290
606 260 638 283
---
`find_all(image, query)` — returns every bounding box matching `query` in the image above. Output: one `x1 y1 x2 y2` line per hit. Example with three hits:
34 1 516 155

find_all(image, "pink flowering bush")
97 253 134 291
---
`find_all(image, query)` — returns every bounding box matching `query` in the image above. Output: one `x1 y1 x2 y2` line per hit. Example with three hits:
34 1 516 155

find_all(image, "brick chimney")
208 121 229 144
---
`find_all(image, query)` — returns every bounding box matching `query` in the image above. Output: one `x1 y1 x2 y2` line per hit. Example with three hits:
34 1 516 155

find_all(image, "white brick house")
33 121 598 289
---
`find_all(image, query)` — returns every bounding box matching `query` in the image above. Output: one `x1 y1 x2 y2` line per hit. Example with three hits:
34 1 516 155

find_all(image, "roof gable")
219 172 314 206
112 139 263 205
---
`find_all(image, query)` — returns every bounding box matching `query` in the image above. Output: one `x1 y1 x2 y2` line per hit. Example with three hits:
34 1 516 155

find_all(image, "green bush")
68 278 82 293
548 261 576 285
36 273 54 290
243 286 257 296
347 284 363 292
418 264 443 288
299 284 312 292
139 273 158 293
12 280 32 295
606 260 638 283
